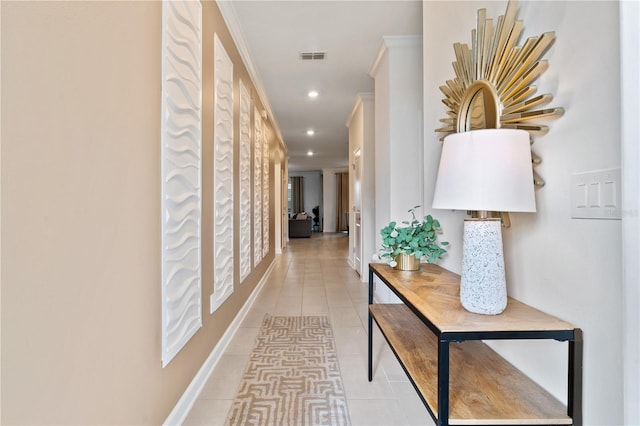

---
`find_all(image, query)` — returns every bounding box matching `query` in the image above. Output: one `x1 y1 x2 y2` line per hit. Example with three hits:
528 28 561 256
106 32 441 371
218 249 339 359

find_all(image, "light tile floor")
183 233 434 426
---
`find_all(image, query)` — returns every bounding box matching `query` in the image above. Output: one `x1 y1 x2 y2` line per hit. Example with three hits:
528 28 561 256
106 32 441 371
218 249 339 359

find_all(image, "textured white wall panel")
161 0 203 367
239 79 252 282
211 33 234 313
262 124 269 256
253 107 263 266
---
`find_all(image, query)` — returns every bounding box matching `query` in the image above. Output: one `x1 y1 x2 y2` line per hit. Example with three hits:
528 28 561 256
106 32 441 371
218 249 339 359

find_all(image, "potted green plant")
375 206 448 270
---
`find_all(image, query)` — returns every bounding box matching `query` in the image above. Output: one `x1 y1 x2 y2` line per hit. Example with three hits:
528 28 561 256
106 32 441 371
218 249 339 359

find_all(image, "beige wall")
1 1 283 424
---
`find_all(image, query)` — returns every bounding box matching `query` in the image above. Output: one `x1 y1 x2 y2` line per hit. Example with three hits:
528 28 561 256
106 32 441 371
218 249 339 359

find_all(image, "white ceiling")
221 1 423 172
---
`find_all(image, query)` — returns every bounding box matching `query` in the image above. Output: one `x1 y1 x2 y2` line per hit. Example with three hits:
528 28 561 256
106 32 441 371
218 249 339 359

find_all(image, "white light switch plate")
571 168 621 219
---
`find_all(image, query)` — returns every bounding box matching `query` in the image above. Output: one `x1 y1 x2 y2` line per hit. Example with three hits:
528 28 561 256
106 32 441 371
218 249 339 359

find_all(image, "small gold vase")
394 253 420 271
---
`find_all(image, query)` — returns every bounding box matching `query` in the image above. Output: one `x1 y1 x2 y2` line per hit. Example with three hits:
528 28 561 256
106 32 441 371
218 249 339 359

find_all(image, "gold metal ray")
481 19 494 79
441 92 458 106
442 99 457 111
492 20 523 85
474 9 486 79
462 44 473 83
503 85 538 107
488 9 519 84
500 46 522 84
503 94 552 115
435 125 455 134
501 107 565 124
533 170 545 187
439 85 457 101
531 151 542 165
501 123 549 135
500 60 549 102
448 79 465 98
486 14 506 83
472 28 478 79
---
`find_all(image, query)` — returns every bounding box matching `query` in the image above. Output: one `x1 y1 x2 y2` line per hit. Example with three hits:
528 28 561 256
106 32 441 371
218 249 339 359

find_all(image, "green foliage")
375 206 449 267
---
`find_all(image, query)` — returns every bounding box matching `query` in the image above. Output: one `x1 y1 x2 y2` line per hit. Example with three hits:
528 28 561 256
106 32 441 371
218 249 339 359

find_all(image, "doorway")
353 149 362 275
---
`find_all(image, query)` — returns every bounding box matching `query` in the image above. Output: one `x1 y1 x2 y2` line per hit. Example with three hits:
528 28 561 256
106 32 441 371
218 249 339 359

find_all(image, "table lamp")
432 129 536 315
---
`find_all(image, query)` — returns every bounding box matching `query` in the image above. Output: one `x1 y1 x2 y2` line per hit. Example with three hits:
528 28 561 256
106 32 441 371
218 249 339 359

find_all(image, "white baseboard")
163 258 278 426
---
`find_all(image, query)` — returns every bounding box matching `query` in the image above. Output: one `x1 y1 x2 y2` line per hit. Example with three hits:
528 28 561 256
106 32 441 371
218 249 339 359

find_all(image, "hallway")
183 233 432 425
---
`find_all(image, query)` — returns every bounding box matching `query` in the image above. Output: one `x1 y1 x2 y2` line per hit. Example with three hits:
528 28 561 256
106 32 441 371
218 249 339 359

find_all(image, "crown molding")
346 92 374 127
216 1 287 154
369 35 422 78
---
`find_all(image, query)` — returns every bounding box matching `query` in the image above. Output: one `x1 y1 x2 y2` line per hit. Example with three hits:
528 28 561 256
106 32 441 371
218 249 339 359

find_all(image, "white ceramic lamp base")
460 218 507 315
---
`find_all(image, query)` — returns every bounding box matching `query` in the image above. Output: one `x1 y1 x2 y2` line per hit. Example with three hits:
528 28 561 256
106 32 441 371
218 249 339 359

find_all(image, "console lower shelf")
370 303 572 425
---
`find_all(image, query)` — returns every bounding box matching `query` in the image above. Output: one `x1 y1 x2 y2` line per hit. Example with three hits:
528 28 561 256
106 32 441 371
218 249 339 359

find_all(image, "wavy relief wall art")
239 79 252 282
160 0 202 367
211 33 234 313
253 107 263 266
262 124 270 256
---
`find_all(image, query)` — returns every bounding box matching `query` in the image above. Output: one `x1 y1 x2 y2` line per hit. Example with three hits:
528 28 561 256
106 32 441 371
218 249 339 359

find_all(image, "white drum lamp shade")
432 129 536 314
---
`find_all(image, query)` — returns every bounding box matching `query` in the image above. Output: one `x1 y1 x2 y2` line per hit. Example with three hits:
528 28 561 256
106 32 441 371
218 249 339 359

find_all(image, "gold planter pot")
394 253 420 271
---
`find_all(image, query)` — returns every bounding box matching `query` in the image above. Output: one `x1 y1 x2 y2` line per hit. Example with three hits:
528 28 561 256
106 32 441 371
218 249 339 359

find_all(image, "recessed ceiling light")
308 90 319 98
307 150 314 156
306 129 315 136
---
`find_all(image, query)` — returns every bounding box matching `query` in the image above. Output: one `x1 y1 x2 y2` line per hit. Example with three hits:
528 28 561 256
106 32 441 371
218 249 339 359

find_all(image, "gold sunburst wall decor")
436 0 563 188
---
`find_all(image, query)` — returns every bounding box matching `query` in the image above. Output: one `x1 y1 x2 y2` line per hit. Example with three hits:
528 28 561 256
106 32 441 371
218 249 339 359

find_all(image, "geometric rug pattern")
225 315 351 425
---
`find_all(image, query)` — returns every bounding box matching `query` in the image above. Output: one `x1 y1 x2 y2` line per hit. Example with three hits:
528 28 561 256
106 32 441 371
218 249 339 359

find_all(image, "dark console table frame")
368 262 583 426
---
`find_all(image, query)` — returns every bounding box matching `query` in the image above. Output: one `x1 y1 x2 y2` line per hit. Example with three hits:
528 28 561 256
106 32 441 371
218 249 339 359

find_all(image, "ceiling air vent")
299 51 326 61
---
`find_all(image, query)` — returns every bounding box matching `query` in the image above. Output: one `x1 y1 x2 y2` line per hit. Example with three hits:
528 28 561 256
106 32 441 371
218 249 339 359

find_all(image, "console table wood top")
369 262 574 334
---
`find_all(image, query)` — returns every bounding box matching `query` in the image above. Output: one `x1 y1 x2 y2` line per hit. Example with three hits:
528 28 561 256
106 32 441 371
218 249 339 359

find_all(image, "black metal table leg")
568 328 583 426
368 267 374 382
437 339 450 426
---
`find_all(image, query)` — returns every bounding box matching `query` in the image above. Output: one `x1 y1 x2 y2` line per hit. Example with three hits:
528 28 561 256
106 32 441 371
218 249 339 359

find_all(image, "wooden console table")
368 262 583 426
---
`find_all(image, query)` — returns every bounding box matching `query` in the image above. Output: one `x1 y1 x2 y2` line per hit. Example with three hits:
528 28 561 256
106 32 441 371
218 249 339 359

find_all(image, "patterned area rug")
225 315 351 426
